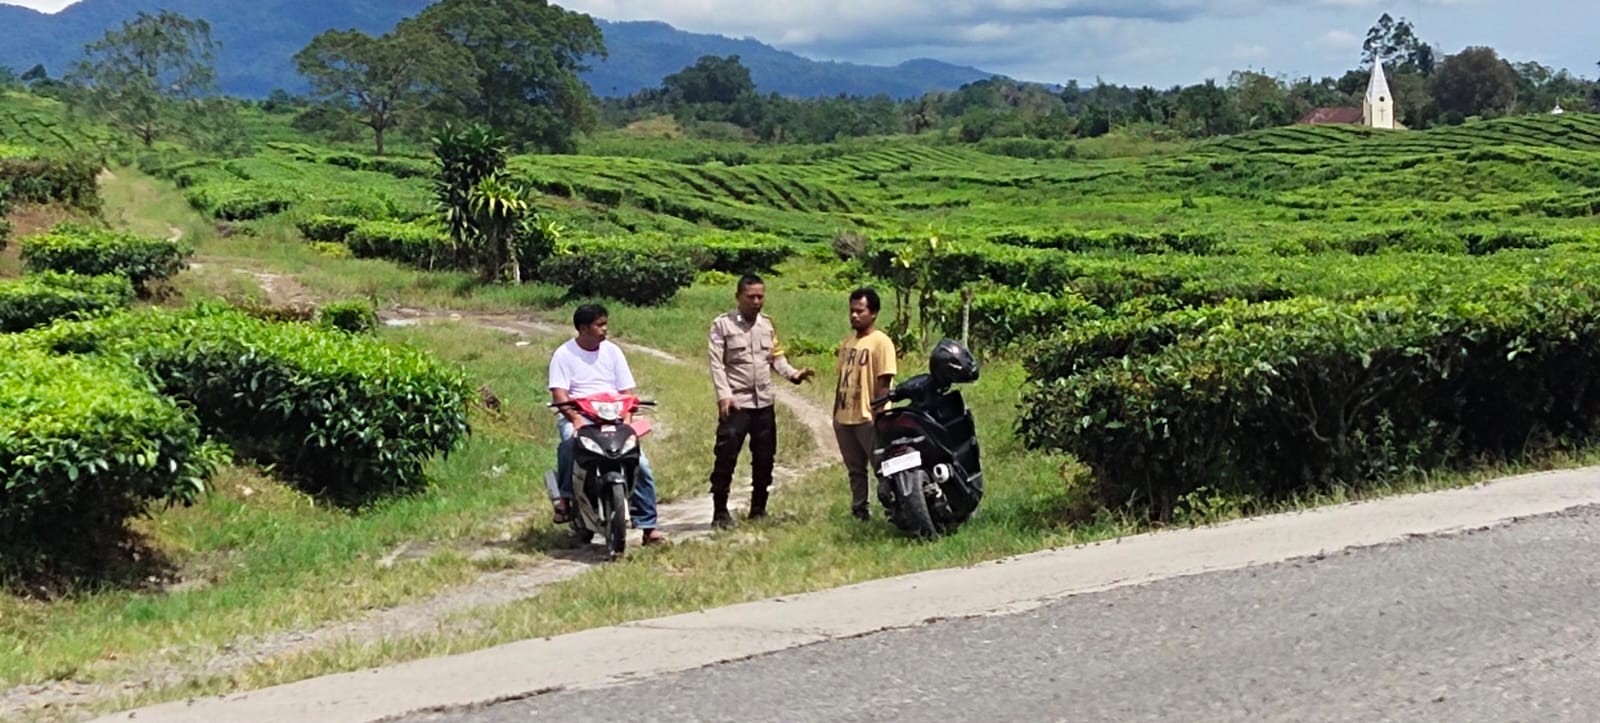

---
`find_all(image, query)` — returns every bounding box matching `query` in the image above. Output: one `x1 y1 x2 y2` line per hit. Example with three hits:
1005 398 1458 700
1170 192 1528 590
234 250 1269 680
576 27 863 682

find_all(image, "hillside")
0 0 999 99
586 20 996 99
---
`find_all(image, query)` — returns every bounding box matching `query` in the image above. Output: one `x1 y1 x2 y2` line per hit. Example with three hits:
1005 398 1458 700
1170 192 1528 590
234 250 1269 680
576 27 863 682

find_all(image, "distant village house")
1298 59 1405 130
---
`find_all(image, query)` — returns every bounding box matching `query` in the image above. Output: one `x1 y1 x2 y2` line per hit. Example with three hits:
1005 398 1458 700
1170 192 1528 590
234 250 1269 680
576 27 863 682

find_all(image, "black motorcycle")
871 338 983 539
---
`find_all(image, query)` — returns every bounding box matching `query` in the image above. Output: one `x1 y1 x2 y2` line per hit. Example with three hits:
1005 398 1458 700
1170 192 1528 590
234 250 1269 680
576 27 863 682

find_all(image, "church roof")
1366 59 1392 103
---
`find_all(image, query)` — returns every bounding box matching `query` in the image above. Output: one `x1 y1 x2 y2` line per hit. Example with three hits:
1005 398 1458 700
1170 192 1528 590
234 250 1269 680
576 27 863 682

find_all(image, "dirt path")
1 276 839 722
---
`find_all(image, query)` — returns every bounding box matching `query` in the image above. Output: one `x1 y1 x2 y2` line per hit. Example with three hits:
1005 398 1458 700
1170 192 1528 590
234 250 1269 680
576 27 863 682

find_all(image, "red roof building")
1298 107 1365 125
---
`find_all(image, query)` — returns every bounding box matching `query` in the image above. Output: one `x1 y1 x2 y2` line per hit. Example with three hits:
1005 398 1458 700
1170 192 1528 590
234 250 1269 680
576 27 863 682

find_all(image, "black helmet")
929 338 979 385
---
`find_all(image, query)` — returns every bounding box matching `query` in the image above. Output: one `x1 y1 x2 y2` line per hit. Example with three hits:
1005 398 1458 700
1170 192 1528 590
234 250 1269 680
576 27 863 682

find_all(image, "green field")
8 95 1600 721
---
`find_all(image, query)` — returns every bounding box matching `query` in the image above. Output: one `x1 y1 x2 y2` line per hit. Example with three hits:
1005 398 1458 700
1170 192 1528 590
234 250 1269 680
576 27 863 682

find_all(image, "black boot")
712 491 736 530
748 487 769 520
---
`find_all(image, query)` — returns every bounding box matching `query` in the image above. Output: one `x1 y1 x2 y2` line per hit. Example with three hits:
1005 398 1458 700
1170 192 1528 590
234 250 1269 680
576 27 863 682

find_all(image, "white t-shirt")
548 339 636 398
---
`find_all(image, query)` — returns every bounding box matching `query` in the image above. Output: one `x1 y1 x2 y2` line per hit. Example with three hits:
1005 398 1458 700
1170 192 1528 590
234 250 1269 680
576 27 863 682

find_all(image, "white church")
1298 59 1405 130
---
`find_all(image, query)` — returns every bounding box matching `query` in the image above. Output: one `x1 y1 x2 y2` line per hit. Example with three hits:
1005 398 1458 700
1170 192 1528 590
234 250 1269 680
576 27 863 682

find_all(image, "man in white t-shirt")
548 303 667 545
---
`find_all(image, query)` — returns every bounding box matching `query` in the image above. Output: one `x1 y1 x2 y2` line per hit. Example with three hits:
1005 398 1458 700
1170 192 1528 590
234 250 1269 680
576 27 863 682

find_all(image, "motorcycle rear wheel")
891 469 940 540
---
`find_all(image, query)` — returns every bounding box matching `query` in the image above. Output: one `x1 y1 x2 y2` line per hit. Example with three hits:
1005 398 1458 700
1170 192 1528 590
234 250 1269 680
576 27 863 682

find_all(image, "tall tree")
1431 46 1518 118
662 55 755 106
1362 13 1436 76
409 0 606 153
294 23 469 156
1229 70 1296 129
64 10 220 147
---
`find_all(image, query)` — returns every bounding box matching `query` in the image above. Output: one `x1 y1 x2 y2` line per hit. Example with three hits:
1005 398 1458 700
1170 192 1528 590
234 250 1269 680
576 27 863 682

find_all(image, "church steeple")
1362 58 1396 130
1365 58 1392 105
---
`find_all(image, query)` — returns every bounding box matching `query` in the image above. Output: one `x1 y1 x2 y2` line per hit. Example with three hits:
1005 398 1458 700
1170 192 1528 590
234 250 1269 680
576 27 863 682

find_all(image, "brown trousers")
832 420 878 515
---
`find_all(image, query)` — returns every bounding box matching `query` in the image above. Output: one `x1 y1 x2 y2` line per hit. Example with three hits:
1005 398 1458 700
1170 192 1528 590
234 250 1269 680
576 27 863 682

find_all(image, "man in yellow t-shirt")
832 287 897 521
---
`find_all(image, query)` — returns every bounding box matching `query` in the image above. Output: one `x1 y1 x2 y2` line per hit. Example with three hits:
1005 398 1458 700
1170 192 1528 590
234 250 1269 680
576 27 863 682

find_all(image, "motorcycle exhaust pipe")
543 470 561 501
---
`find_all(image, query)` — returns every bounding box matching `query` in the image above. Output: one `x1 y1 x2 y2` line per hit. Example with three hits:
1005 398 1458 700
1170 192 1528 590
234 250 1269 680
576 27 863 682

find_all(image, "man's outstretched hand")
792 369 816 384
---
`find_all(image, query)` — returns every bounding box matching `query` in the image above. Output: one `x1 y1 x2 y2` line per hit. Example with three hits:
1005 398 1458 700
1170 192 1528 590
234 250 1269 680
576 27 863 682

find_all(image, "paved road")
403 506 1600 723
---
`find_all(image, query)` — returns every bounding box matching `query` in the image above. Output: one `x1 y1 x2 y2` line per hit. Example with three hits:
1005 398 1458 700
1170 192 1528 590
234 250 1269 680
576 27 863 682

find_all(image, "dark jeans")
710 406 778 498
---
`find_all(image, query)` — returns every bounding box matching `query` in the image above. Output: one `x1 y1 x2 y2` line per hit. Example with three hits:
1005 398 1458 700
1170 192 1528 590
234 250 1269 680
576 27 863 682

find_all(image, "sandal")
552 498 573 524
641 528 668 546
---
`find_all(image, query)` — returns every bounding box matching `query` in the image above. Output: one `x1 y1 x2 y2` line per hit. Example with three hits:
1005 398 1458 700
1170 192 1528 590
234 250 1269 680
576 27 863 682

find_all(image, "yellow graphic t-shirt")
833 330 897 425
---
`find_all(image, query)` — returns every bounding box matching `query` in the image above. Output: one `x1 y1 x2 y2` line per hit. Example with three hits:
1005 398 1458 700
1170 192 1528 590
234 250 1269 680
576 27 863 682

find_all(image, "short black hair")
850 287 880 313
737 274 765 294
573 303 608 330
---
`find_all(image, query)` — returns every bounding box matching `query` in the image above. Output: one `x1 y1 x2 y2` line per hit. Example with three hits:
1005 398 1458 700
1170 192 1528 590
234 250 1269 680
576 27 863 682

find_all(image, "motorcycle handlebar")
546 398 659 409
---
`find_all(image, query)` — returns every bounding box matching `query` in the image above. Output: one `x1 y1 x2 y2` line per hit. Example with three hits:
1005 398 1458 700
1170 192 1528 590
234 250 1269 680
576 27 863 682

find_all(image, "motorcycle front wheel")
606 482 628 559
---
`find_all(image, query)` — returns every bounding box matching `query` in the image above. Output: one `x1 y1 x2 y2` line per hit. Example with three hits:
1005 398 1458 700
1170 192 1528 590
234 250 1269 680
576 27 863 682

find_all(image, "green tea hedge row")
932 287 1103 349
20 222 191 295
539 245 696 306
346 220 455 270
35 306 474 502
579 232 796 274
0 344 213 567
1017 282 1600 519
295 215 456 270
0 154 99 210
986 227 1221 255
0 272 134 332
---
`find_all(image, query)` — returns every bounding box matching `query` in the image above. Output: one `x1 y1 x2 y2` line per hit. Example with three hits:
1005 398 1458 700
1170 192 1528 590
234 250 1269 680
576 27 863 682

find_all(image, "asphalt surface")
401 505 1600 723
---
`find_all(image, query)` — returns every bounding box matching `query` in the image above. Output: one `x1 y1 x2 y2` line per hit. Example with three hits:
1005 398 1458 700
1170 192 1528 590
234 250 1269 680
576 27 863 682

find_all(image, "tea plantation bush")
583 232 796 274
294 215 455 270
183 181 298 220
932 287 1103 349
21 223 191 296
296 214 360 242
0 153 99 209
539 245 696 306
1018 282 1600 518
318 298 379 334
0 272 134 332
34 306 474 502
0 345 213 569
344 220 453 270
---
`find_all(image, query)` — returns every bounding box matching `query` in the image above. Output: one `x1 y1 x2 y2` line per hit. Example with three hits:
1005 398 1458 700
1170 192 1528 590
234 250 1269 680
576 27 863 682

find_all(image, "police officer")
707 274 815 528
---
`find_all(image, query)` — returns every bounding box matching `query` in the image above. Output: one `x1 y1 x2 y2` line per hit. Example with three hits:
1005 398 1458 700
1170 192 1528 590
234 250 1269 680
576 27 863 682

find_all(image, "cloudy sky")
8 0 1593 87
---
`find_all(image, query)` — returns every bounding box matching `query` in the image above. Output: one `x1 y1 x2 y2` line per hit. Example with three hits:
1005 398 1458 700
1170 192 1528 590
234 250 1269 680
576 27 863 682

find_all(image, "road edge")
96 466 1600 723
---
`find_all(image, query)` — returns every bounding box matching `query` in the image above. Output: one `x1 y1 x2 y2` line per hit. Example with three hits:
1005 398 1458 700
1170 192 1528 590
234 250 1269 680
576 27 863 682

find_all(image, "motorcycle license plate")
880 450 922 477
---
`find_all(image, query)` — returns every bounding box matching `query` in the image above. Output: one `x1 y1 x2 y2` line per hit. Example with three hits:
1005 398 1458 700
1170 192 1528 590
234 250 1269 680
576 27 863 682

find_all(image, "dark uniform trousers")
710 406 778 510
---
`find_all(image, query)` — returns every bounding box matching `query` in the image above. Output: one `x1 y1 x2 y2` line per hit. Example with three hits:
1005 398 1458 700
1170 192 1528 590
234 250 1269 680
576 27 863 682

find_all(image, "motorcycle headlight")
621 435 637 454
592 401 623 421
579 436 604 454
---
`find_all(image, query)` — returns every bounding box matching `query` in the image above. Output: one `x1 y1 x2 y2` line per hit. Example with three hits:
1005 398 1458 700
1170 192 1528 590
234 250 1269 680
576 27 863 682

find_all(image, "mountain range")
0 0 1001 99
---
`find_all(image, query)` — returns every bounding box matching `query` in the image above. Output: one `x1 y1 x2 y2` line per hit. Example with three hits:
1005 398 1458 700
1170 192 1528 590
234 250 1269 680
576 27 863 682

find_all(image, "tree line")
601 15 1599 146
6 5 1598 156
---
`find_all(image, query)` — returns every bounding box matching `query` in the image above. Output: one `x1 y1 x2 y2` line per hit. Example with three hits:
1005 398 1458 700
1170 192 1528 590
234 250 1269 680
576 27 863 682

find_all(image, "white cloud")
1316 29 1359 50
2 0 79 11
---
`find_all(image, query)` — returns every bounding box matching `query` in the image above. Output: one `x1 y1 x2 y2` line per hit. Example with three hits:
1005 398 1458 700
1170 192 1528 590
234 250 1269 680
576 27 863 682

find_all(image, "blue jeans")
554 417 659 529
